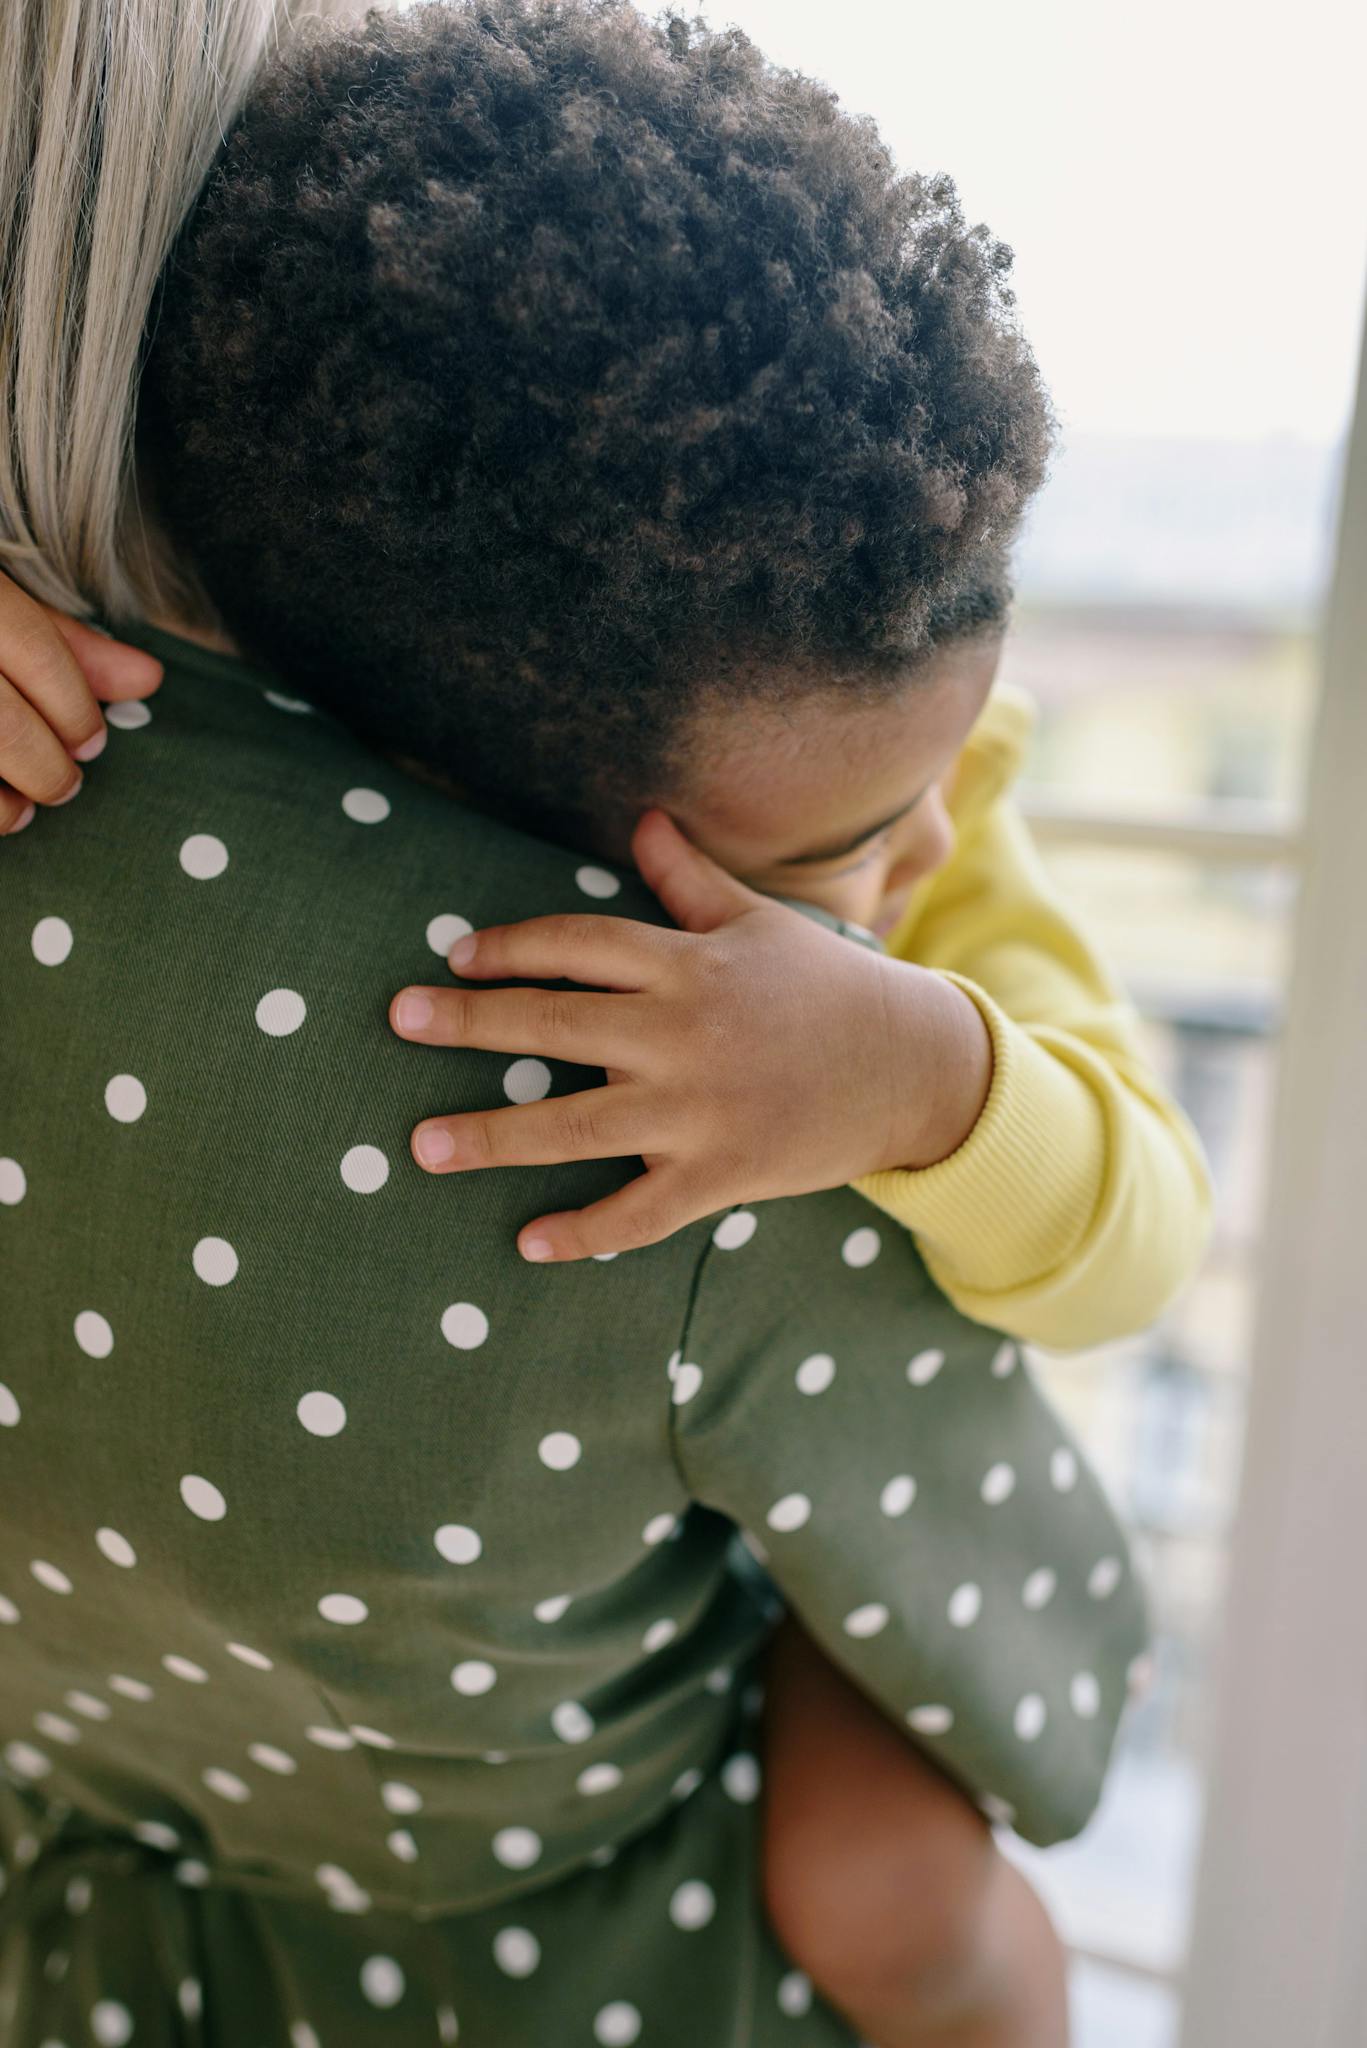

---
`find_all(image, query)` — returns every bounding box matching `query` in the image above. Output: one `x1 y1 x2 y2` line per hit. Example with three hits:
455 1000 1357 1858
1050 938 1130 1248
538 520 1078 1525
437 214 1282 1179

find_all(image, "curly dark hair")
137 0 1056 853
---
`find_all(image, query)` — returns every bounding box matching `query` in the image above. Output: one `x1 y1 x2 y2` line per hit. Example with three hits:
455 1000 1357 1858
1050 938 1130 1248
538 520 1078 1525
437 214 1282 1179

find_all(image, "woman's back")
0 626 1145 2043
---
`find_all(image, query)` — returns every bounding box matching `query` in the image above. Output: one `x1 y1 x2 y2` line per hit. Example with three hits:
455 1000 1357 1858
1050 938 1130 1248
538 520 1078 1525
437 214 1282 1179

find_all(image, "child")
0 4 1209 2040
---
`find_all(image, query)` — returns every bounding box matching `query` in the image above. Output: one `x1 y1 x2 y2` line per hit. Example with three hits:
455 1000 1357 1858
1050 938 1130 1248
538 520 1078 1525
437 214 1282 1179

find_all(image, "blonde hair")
0 0 391 628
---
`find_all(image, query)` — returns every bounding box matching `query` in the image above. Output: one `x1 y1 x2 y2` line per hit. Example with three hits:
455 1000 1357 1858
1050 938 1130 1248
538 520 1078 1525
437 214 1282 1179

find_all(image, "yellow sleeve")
851 772 1214 1353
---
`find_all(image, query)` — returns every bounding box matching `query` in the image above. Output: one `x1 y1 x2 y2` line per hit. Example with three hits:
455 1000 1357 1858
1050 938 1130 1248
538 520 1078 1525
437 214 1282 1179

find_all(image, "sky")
683 0 1367 445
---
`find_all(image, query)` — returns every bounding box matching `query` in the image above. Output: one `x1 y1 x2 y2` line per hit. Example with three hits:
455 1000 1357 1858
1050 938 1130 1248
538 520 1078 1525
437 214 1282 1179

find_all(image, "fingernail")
7 803 36 834
521 1236 555 1262
414 1125 456 1167
449 935 477 967
73 727 108 763
52 778 83 805
395 992 434 1031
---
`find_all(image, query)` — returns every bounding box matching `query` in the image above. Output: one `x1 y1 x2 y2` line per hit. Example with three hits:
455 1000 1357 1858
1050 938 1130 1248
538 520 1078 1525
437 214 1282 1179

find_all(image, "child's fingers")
390 982 647 1069
42 611 165 703
514 1162 700 1264
444 912 679 991
409 1083 659 1176
0 579 110 761
0 673 84 806
0 784 38 835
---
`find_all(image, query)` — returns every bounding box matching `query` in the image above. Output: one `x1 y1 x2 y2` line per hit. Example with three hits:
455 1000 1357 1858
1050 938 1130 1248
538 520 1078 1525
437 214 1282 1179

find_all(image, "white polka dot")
991 1340 1018 1378
880 1474 916 1517
778 1971 813 2017
981 1462 1017 1506
290 2026 321 2048
721 1752 761 1803
765 1493 811 1533
1014 1693 1047 1743
907 1704 954 1736
1088 1556 1123 1600
106 698 152 731
346 1726 392 1752
1050 1446 1079 1493
593 1251 618 1262
35 1713 80 1746
441 1302 489 1351
0 1594 18 1623
226 1641 273 1671
672 1766 704 1801
91 2001 133 2046
843 1602 889 1639
305 1726 355 1751
434 1523 482 1565
907 1347 945 1386
492 1826 542 1870
1071 1671 1101 1719
577 1762 623 1796
980 1794 1017 1829
0 1158 27 1205
427 913 473 956
841 1225 881 1268
594 2003 641 2046
794 1352 835 1395
74 1311 113 1359
263 687 314 715
705 1666 732 1695
178 1978 202 2021
538 1430 581 1471
248 1743 296 1775
493 1927 540 1978
360 1955 405 2008
382 1781 423 1816
4 1740 50 1778
297 1391 346 1438
437 2005 459 2045
713 1209 757 1251
31 1560 72 1595
342 788 391 825
575 866 621 899
179 1475 226 1522
642 1512 679 1546
669 1878 716 1930
318 1593 367 1625
109 1675 153 1701
0 1383 19 1426
387 1827 419 1862
551 1700 594 1744
1022 1568 1057 1610
31 916 73 966
670 1362 703 1405
103 1074 146 1123
340 1144 389 1194
132 1820 180 1852
255 988 307 1036
534 1594 571 1622
162 1656 208 1684
202 1767 251 1802
451 1660 497 1696
948 1582 983 1629
95 1528 136 1568
504 1058 552 1104
65 1691 110 1720
192 1237 238 1286
179 834 229 880
642 1617 677 1654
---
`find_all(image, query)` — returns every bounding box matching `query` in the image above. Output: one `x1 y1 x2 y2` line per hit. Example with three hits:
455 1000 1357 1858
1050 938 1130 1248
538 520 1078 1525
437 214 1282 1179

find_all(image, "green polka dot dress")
0 621 1148 2045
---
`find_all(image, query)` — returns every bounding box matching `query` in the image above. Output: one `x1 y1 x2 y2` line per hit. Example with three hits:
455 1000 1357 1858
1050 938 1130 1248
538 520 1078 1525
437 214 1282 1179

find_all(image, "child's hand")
389 809 994 1262
0 572 164 833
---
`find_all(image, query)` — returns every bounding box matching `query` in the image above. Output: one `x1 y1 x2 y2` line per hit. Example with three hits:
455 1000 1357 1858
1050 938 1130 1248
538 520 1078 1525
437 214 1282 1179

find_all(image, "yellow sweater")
851 682 1214 1353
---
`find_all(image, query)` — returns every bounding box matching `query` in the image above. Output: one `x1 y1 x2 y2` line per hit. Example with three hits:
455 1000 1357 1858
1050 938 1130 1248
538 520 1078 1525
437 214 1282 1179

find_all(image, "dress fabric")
0 622 1148 2046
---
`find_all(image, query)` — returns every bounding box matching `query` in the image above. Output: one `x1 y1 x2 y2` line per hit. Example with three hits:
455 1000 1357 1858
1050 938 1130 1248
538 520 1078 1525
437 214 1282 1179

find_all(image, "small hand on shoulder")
0 570 164 833
389 808 994 1264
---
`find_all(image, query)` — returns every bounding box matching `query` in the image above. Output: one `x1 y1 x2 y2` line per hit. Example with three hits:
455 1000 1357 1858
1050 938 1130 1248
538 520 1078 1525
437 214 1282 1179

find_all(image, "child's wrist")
874 969 995 1174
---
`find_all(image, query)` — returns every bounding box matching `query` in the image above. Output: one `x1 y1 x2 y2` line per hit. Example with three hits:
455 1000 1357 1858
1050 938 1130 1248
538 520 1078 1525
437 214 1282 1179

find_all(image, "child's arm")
855 708 1215 1351
0 574 164 831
